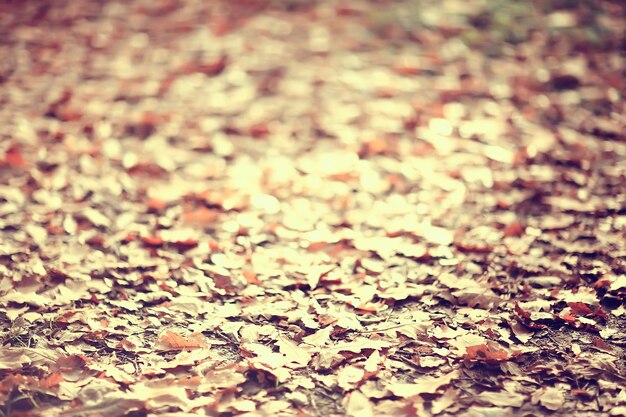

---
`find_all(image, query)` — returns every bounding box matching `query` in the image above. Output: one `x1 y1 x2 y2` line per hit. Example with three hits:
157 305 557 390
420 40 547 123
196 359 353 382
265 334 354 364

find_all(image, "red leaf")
249 123 271 139
40 372 64 389
464 344 509 361
593 307 608 319
592 337 612 351
504 222 525 237
567 302 593 316
594 279 611 289
180 55 228 76
171 239 198 251
514 303 531 321
561 313 577 323
157 330 205 350
142 235 164 247
3 144 25 168
571 389 592 398
86 235 106 246
454 241 494 253
242 269 260 285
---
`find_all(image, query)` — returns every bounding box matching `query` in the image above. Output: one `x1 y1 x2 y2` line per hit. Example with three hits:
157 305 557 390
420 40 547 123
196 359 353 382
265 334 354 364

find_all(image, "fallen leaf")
338 365 366 390
464 344 510 362
532 386 565 411
276 336 312 367
388 370 460 397
345 390 374 417
155 330 206 351
478 390 526 407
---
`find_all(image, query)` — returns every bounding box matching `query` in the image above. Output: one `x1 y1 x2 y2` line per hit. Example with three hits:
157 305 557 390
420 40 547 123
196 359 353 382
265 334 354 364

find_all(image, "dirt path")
1 1 625 416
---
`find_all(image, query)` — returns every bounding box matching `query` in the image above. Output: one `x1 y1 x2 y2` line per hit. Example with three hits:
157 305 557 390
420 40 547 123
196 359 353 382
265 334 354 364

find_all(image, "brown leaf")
156 330 206 351
464 344 509 362
170 238 199 251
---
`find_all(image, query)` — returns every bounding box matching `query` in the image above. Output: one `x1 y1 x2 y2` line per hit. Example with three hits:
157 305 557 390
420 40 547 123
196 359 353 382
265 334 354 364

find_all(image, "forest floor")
0 1 625 416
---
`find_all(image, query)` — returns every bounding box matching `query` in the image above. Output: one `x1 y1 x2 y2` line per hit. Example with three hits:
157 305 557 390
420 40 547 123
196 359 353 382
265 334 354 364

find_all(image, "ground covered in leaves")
1 0 625 416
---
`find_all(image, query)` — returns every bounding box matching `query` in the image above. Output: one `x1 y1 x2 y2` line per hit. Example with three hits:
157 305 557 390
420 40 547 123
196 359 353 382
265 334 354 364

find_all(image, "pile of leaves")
0 0 625 416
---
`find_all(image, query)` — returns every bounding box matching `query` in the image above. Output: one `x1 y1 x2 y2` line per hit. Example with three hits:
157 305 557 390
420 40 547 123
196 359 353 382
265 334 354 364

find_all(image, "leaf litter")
0 0 625 416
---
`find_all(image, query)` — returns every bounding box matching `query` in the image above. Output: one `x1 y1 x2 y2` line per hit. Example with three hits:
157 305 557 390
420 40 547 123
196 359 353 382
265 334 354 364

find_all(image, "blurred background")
0 0 623 225
1 0 623 152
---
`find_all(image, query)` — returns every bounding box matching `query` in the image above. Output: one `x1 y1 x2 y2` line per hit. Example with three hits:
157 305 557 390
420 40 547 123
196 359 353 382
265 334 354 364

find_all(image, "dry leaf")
388 370 460 397
276 336 312 367
155 330 206 351
345 390 374 417
478 390 526 407
532 386 565 411
338 365 366 390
